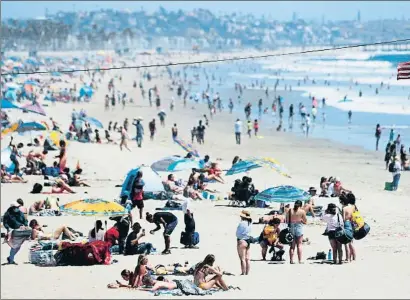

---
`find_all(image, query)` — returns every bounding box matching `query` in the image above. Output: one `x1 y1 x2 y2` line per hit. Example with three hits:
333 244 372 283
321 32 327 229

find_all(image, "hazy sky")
1 1 409 21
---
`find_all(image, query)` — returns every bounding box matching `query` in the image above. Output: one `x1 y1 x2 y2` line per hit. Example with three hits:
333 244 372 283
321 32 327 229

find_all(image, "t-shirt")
104 227 119 246
321 213 342 231
153 212 177 225
236 220 251 240
235 121 242 133
124 231 139 255
197 125 205 135
132 179 145 201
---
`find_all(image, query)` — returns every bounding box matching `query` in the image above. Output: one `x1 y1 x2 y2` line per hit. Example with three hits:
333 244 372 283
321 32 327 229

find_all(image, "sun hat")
240 210 251 220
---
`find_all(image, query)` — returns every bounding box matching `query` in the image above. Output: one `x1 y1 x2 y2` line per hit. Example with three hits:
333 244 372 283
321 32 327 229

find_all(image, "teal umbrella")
254 185 311 203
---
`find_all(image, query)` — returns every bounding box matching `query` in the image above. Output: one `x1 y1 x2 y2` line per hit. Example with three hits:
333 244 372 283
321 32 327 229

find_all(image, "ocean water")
181 51 410 152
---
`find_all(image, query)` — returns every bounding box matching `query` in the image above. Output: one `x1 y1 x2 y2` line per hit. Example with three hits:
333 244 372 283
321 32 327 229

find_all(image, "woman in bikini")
132 254 155 288
1 164 27 183
236 210 252 275
339 193 356 262
286 200 307 264
55 140 67 173
203 163 225 184
29 219 78 241
194 254 228 291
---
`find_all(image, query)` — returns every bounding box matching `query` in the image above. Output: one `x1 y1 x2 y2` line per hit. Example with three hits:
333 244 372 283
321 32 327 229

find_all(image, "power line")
2 38 410 77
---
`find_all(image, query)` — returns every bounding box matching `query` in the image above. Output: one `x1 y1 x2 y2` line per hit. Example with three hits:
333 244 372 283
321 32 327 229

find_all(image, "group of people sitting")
109 254 234 293
319 176 351 197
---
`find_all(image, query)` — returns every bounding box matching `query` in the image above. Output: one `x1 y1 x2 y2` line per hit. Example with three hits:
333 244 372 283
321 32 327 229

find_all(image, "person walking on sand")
171 124 178 140
119 126 131 151
247 120 252 138
375 124 382 151
286 200 307 264
392 155 401 191
236 210 252 275
305 114 311 137
229 98 234 114
289 104 294 129
348 110 352 124
235 119 242 145
146 212 178 255
149 119 156 141
253 119 259 137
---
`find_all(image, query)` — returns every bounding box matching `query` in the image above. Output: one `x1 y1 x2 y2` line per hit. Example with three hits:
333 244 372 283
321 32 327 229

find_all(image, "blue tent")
5 90 17 101
1 147 16 173
81 116 103 128
120 166 164 201
1 99 20 109
79 86 93 98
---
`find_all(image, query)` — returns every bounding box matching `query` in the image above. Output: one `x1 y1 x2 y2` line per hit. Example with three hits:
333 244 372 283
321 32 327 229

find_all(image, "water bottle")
327 249 332 261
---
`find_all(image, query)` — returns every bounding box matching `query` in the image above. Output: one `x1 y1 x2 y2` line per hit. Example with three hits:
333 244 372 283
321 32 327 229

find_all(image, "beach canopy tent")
120 165 164 201
397 61 410 80
1 147 16 173
1 99 20 109
151 156 200 172
79 86 93 98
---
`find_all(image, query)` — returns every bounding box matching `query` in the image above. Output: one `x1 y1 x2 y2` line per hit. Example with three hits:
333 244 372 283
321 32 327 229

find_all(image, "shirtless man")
119 126 131 152
286 200 307 264
303 187 318 217
29 200 46 215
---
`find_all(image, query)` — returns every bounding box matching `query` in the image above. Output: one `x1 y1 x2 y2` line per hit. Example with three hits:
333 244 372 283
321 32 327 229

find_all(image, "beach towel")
55 240 111 266
152 279 211 296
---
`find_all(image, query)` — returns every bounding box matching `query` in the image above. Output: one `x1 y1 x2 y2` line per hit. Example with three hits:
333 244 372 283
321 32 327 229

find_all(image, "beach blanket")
55 240 111 266
152 279 213 296
30 209 60 217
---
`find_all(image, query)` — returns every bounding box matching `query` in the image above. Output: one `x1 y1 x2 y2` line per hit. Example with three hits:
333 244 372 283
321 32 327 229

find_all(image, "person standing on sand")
286 200 307 264
339 193 357 262
131 171 145 219
171 124 178 140
119 126 131 151
235 119 242 145
149 119 156 141
133 119 144 148
348 110 352 124
389 129 395 143
375 124 382 151
229 99 234 114
247 120 252 138
253 119 259 137
197 121 206 144
236 210 252 275
305 114 311 137
392 155 401 191
321 203 343 264
289 104 294 129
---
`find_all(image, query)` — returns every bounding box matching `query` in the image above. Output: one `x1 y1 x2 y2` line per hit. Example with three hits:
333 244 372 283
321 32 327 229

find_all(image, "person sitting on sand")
68 173 90 187
183 179 204 200
88 220 104 242
164 174 183 194
50 175 75 194
260 218 284 260
195 174 218 193
1 164 27 183
333 177 351 197
133 254 156 288
29 219 78 241
202 163 225 184
29 200 46 215
193 254 228 291
124 223 153 255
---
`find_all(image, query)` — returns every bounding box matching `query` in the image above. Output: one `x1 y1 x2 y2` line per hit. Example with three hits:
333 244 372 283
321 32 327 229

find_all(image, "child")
95 129 101 143
191 127 197 143
253 119 259 136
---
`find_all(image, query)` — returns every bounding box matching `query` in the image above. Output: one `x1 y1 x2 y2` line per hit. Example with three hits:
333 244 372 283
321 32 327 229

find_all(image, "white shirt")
306 116 311 126
88 229 105 242
235 121 242 134
321 213 342 231
393 161 401 176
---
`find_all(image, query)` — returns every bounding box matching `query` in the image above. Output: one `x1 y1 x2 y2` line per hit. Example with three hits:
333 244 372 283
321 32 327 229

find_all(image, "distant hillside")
1 7 410 51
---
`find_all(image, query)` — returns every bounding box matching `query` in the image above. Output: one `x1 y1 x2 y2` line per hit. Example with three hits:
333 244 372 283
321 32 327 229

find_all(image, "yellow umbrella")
1 122 19 136
59 198 127 217
251 157 292 178
49 130 67 147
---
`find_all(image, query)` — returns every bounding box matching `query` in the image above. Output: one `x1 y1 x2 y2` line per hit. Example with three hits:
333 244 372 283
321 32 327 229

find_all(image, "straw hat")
240 210 251 220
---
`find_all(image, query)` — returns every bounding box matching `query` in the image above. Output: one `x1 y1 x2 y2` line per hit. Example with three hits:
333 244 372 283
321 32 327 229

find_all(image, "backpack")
388 162 396 173
351 206 365 231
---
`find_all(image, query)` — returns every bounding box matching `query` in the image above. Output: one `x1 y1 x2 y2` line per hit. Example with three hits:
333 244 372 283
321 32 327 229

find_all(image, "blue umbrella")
80 116 103 129
17 121 47 133
151 156 200 172
1 99 20 109
254 185 311 204
225 160 261 176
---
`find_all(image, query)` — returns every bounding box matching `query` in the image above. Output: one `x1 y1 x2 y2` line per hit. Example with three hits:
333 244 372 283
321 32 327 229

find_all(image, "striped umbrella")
16 121 47 133
251 157 291 178
59 198 128 217
173 137 200 157
225 160 261 176
151 156 200 172
397 61 410 80
254 185 311 204
21 102 46 116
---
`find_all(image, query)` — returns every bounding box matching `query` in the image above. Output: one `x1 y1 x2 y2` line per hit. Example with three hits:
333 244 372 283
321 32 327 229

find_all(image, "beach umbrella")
251 157 291 178
49 130 67 147
59 198 128 217
80 116 103 128
5 90 17 101
1 122 19 136
225 160 262 176
254 185 311 204
173 137 200 158
151 156 200 172
1 99 20 110
16 121 47 133
21 102 47 116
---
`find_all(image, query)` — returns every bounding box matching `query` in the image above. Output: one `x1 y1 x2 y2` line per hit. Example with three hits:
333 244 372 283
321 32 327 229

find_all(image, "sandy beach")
1 51 410 299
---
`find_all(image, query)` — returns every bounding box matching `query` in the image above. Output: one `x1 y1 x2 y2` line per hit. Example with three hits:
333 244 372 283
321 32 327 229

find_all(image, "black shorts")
133 200 144 209
164 220 178 236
